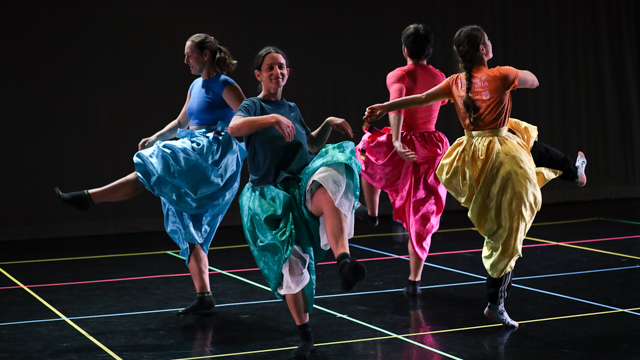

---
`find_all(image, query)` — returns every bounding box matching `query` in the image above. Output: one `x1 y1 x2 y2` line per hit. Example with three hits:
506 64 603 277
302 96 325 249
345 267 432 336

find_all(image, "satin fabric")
508 118 563 186
355 126 450 261
436 120 552 278
239 141 361 312
134 128 247 265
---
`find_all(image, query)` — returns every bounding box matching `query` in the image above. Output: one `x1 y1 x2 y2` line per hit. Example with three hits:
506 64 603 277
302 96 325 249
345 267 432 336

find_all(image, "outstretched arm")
517 70 539 89
364 86 448 122
307 117 354 153
138 90 192 150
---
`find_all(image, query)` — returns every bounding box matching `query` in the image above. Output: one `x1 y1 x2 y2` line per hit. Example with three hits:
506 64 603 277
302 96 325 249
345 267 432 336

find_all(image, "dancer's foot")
176 292 215 315
291 322 314 359
484 303 519 329
355 202 378 227
55 187 94 212
575 151 587 187
337 253 367 291
403 279 421 297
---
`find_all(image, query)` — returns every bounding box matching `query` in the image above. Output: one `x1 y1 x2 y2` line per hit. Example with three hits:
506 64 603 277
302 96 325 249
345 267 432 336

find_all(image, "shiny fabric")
436 125 542 278
508 118 563 186
239 141 361 312
356 126 450 261
134 128 247 265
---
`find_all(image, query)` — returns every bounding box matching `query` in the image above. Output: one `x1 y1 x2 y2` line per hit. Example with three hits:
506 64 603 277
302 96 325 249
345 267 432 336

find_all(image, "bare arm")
364 86 448 122
138 91 192 150
307 117 354 153
222 83 246 112
389 112 416 162
228 114 296 142
517 70 539 89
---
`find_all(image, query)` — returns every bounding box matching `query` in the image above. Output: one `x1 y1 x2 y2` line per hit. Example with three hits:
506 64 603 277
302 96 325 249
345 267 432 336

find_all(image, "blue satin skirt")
134 128 247 266
239 141 361 312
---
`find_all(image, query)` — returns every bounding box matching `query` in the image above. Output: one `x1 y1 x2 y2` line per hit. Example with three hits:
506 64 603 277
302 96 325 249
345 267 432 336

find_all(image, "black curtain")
1 0 637 240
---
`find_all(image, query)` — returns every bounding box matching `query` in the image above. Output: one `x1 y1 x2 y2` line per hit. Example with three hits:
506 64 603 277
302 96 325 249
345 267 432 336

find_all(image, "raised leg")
88 171 146 203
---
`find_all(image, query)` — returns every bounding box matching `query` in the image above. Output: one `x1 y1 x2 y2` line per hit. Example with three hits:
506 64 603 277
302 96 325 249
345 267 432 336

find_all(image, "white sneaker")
575 151 587 187
484 303 519 329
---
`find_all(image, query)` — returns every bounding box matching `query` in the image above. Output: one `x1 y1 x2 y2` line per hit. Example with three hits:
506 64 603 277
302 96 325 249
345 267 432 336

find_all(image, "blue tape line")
351 243 640 316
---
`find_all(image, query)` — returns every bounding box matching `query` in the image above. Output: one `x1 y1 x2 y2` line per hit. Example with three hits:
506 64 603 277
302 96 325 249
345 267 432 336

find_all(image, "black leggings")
487 271 513 305
530 141 578 181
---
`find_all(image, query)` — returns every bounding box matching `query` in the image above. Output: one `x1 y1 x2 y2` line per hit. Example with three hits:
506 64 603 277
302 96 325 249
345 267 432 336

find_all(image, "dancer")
56 34 246 315
355 24 449 296
364 25 584 328
228 46 366 359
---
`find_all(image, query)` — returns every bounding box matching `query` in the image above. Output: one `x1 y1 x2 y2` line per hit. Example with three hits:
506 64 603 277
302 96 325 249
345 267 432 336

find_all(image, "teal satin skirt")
239 141 361 312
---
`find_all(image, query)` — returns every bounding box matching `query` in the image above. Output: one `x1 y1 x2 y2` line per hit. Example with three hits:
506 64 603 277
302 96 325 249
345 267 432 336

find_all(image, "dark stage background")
1 0 638 241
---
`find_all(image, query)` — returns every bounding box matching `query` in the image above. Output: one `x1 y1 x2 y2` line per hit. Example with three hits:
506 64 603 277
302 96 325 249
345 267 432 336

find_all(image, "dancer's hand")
363 104 387 122
273 114 296 142
138 136 158 150
393 141 417 162
325 117 353 138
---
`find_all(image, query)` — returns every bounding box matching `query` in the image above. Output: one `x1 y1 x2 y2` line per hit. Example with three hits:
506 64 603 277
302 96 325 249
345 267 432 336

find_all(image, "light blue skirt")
134 128 246 265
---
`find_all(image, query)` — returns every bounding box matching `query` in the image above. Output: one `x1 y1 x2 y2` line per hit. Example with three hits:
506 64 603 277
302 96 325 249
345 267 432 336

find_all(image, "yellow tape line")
0 267 122 360
525 236 640 260
0 244 248 265
0 218 602 265
173 305 640 359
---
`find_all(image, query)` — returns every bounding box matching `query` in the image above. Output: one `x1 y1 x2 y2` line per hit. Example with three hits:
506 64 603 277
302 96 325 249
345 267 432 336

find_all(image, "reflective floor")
1 198 639 359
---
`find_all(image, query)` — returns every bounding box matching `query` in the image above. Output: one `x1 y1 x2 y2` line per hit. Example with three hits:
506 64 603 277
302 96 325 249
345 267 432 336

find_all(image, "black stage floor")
1 198 639 359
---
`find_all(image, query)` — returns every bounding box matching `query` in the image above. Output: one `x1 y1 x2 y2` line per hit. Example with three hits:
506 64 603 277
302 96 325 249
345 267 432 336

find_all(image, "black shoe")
176 292 215 315
355 202 378 227
339 258 367 291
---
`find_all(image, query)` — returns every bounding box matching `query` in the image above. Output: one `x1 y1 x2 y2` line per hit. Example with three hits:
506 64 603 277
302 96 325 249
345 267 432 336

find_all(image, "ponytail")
214 45 237 74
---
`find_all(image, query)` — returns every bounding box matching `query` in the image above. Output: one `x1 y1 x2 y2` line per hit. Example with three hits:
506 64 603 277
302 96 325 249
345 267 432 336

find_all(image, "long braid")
463 66 478 124
453 26 486 127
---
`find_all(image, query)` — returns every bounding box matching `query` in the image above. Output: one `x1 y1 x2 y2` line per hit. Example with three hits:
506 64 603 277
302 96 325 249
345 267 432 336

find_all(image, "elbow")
227 118 244 137
227 121 241 137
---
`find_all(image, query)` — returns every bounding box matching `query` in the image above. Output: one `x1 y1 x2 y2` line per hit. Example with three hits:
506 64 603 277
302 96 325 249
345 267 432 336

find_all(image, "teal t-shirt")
236 97 315 187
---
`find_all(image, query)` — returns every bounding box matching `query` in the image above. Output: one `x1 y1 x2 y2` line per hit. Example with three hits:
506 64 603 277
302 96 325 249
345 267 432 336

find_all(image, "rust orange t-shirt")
438 66 519 131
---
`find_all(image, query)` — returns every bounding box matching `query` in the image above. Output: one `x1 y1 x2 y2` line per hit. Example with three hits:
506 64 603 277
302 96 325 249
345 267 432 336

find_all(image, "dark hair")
253 46 289 93
453 25 486 126
187 33 237 74
401 24 434 61
253 46 289 71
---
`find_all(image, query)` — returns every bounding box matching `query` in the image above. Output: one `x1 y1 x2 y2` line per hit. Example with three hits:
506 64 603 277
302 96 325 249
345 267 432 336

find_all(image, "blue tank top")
187 73 236 127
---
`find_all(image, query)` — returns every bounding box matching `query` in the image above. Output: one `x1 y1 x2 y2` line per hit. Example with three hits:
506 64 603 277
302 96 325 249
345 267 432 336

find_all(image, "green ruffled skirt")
239 141 361 312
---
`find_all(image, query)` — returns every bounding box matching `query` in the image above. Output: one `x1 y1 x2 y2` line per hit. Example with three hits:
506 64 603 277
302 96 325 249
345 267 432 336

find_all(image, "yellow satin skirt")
436 119 560 278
